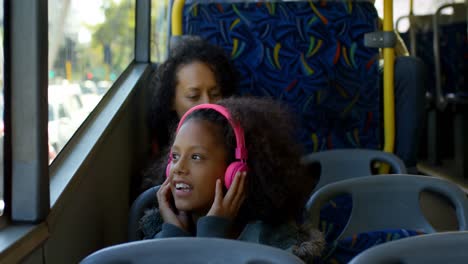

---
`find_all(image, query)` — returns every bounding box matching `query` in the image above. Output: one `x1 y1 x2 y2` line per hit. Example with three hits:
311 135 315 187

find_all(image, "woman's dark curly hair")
149 36 239 151
163 97 315 225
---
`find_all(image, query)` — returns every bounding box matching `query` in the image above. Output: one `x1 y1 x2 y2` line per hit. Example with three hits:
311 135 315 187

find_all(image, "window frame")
0 0 152 261
6 0 49 223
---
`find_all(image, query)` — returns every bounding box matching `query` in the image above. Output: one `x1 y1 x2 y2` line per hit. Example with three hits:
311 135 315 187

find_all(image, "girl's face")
173 61 223 118
168 119 228 215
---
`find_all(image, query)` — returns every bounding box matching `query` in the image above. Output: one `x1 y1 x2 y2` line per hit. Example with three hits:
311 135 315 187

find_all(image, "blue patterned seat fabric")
182 0 381 153
317 194 424 263
322 228 424 263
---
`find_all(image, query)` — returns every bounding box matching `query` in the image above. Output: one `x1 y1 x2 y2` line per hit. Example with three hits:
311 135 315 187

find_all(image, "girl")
140 97 324 263
140 36 239 192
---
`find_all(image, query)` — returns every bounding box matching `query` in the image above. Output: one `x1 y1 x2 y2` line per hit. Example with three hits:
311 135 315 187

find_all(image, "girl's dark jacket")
139 208 325 263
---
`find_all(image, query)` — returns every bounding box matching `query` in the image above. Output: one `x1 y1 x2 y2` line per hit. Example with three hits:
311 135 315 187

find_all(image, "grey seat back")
81 237 305 264
127 185 160 241
302 149 407 191
305 174 468 240
349 231 468 264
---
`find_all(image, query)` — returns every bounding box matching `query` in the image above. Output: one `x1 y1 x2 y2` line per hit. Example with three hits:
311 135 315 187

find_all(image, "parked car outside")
48 84 86 153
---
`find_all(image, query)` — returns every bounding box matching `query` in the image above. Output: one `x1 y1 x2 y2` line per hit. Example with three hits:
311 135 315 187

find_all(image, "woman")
142 36 239 191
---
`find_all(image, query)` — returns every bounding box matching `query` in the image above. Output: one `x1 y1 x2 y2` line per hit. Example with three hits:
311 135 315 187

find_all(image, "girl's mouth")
174 181 193 197
175 182 192 192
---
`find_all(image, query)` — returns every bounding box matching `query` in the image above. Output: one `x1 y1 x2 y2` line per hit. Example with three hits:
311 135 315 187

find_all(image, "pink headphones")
166 104 248 189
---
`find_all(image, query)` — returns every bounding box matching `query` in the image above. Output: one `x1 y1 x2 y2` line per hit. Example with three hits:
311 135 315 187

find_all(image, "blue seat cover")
182 0 381 152
322 229 424 263
317 194 424 263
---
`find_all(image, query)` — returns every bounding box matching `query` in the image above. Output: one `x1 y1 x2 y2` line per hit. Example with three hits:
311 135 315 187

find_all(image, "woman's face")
173 61 222 118
168 119 228 215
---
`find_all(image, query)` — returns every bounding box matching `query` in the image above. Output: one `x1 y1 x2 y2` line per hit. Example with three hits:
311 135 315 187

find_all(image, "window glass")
375 0 464 30
151 0 169 63
48 0 135 162
0 0 4 216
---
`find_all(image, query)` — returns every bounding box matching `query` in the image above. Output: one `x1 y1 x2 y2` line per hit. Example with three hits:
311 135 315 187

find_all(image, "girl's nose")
172 159 188 175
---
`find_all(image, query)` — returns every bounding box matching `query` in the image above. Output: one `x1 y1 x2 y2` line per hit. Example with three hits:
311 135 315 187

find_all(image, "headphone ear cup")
166 163 170 178
166 158 172 178
224 162 248 189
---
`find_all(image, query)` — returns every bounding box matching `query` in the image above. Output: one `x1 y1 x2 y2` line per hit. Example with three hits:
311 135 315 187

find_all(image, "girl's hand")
207 171 247 220
157 176 190 231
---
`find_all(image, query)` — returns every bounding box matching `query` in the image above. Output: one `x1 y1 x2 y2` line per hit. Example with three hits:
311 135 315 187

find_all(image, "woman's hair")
148 36 239 151
163 97 316 225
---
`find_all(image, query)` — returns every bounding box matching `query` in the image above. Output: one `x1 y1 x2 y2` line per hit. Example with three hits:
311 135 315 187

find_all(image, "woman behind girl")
148 36 238 155
140 97 324 263
141 36 239 191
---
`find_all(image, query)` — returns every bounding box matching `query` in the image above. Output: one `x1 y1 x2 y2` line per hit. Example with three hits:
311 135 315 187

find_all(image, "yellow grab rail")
382 0 395 154
171 0 185 36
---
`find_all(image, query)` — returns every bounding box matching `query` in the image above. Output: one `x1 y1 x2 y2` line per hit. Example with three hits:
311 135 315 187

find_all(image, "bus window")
48 0 135 162
374 0 465 27
0 0 4 216
151 0 170 62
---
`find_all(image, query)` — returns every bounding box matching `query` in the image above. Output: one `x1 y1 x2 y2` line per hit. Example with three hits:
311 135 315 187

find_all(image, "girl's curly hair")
164 97 316 225
148 36 239 151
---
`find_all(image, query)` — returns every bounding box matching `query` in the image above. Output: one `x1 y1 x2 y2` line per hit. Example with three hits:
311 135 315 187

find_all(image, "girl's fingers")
158 182 172 205
213 179 223 206
157 177 170 199
232 172 247 208
156 184 163 200
158 175 172 197
162 175 171 187
207 179 223 217
156 186 164 204
224 171 242 202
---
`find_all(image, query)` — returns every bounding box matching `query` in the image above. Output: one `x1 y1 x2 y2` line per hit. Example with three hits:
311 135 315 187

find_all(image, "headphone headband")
177 104 248 160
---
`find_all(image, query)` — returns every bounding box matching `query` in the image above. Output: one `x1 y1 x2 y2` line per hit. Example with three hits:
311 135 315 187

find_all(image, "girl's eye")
171 153 180 161
192 154 202 160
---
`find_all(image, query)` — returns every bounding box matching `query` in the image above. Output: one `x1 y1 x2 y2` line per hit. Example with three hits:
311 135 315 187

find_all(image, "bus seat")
399 3 467 173
398 16 444 165
179 0 381 153
349 231 468 264
127 185 160 241
305 174 468 263
397 14 436 99
301 149 405 251
391 56 427 169
398 3 467 106
81 237 305 264
302 149 406 191
432 3 467 107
